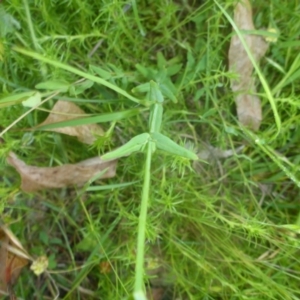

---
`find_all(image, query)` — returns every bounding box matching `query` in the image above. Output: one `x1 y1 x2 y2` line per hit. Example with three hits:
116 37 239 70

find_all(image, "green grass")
1 0 300 299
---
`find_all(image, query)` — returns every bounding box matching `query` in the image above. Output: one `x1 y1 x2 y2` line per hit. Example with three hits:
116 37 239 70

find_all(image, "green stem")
132 0 146 37
23 0 41 51
134 141 153 300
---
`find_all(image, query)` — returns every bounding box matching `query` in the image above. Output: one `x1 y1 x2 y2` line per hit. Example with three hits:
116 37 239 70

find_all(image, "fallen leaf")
0 226 30 298
38 100 104 144
7 151 117 192
228 0 269 130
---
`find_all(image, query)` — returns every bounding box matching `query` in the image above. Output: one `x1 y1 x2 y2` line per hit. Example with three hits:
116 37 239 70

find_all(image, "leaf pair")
102 82 198 161
101 132 197 161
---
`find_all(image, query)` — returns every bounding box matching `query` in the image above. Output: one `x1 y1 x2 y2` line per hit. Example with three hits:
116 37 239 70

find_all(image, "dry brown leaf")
7 151 117 192
228 0 269 130
38 100 104 144
0 226 30 299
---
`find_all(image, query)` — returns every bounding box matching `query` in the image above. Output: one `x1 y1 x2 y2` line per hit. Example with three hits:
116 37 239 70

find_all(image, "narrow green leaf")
272 53 300 94
148 82 164 133
87 181 139 191
149 81 164 103
155 68 167 82
0 91 36 103
149 103 163 134
135 64 156 79
101 133 150 160
132 0 146 36
35 80 70 92
0 91 36 107
152 132 198 160
166 63 182 76
157 52 167 67
13 47 143 104
279 224 300 234
160 83 177 103
279 41 300 48
175 51 197 89
90 65 111 80
135 64 151 78
277 68 300 90
36 109 140 130
132 82 151 94
22 92 41 107
106 63 124 76
70 80 94 96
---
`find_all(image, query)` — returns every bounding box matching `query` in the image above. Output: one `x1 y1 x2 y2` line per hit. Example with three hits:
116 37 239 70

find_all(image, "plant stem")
134 141 153 300
23 0 41 52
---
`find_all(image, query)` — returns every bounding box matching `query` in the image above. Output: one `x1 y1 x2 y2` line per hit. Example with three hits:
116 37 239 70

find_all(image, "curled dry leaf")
7 151 117 192
228 0 269 130
38 100 104 144
0 226 30 298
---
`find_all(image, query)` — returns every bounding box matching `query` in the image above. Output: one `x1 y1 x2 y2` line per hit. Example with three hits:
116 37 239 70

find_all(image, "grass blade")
13 47 144 105
35 109 141 130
